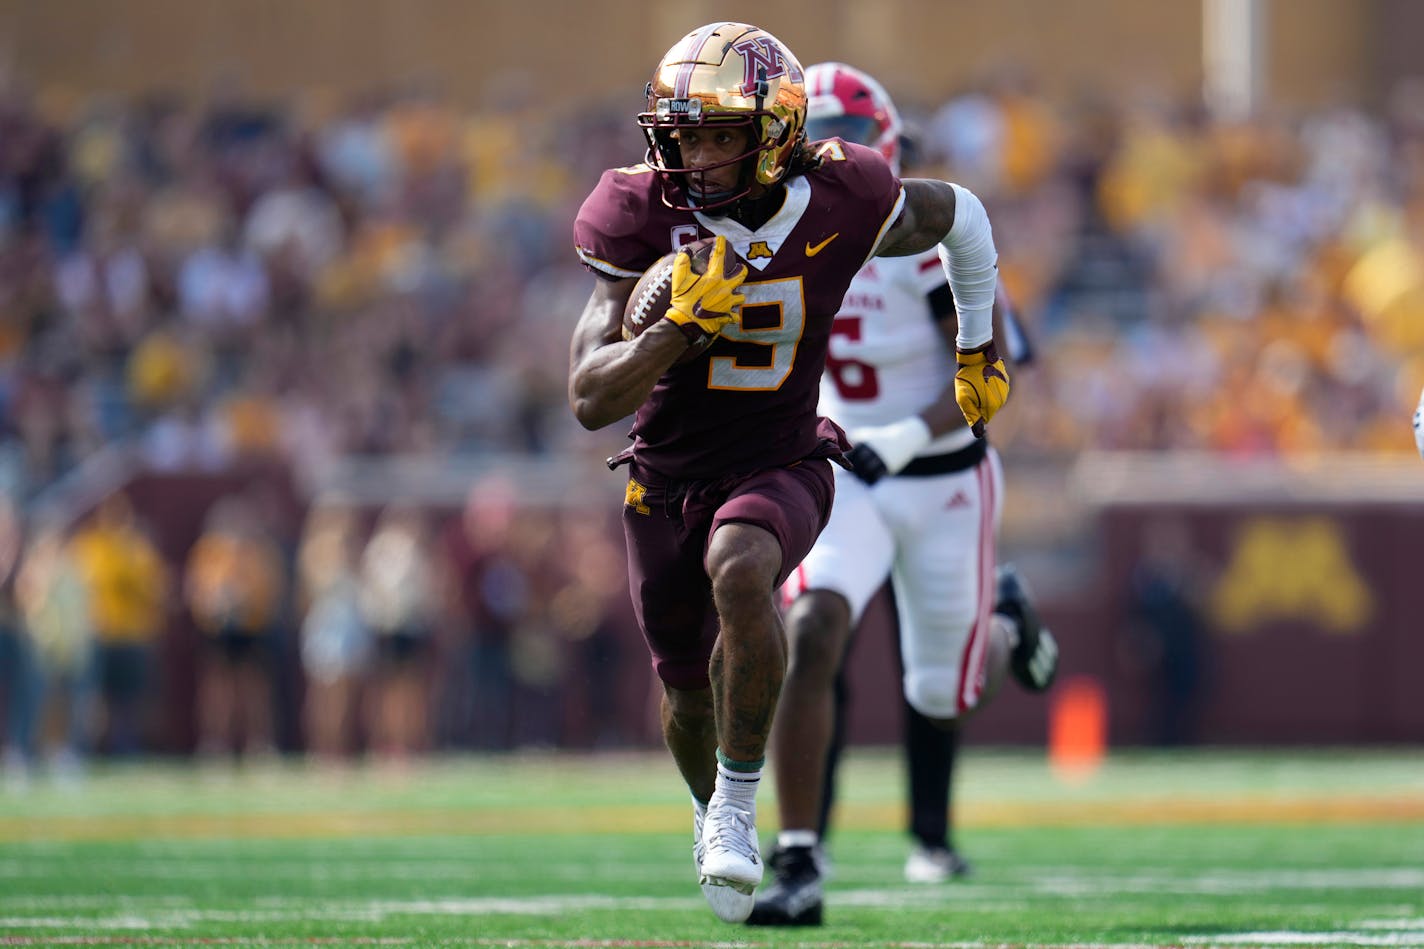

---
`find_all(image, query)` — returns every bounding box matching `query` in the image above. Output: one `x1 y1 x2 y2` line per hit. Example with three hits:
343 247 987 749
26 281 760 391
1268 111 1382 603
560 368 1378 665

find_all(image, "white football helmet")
804 62 904 172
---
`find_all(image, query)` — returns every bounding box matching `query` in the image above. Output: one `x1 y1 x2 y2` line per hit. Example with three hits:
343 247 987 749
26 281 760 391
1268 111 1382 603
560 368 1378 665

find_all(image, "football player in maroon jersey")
568 22 1007 924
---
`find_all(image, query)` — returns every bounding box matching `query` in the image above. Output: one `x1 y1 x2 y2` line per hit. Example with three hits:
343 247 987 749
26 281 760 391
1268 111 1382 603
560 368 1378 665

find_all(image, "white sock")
778 829 819 849
713 760 760 811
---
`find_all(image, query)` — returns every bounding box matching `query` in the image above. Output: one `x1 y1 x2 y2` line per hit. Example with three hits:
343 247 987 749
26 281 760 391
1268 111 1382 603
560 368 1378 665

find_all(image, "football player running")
745 62 1060 927
568 23 1009 924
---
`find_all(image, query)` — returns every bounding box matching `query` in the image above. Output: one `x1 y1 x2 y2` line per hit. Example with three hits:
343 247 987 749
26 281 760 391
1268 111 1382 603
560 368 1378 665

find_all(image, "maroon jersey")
575 140 905 480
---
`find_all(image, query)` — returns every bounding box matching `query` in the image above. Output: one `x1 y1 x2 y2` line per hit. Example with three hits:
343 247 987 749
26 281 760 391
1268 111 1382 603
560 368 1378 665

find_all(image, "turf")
0 748 1420 947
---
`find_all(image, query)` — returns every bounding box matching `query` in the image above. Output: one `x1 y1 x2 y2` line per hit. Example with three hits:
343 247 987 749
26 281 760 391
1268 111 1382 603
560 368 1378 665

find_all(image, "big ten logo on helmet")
733 37 803 94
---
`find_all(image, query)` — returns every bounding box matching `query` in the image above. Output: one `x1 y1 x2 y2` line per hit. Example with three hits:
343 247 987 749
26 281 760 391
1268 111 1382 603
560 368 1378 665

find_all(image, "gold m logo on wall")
1211 517 1373 634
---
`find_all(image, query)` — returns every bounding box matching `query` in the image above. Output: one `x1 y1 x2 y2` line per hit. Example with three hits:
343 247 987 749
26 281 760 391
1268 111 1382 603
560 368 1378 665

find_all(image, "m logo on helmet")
733 38 803 96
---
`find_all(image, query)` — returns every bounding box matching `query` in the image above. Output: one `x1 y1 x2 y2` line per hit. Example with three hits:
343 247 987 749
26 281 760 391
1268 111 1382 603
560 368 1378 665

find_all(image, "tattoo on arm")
876 178 958 258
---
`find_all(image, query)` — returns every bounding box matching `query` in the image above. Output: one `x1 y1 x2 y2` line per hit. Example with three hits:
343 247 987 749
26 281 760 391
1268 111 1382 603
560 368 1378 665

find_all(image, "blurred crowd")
901 68 1424 456
0 478 633 781
3 64 1424 771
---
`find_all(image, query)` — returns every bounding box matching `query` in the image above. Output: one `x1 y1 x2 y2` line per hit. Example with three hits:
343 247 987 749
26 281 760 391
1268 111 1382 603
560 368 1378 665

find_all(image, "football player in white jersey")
747 63 1060 927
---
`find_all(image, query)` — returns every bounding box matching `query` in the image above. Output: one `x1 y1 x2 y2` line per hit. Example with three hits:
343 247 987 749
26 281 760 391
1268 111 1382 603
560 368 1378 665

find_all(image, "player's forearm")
568 326 686 429
921 393 972 437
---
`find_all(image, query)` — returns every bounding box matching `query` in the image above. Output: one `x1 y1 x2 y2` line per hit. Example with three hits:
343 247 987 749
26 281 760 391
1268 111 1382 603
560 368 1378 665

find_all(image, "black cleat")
996 564 1059 692
744 844 823 927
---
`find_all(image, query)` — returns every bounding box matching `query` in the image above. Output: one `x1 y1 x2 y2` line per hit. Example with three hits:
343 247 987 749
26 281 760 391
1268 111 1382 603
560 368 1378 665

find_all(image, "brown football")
622 237 738 366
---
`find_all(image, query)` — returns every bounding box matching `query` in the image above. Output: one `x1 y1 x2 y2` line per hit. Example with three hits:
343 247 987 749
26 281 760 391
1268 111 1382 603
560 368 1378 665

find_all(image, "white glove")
847 416 932 482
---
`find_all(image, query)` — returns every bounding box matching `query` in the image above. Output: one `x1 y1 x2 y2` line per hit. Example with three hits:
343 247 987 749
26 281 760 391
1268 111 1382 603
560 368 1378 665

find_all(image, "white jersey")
786 248 1006 719
819 249 977 457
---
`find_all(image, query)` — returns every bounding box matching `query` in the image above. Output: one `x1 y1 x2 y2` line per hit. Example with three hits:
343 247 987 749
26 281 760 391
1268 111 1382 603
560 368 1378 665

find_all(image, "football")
622 237 736 366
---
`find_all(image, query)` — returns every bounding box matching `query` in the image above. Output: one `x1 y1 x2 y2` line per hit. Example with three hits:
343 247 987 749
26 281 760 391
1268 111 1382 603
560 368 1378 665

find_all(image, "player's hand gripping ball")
954 341 1011 438
623 236 747 365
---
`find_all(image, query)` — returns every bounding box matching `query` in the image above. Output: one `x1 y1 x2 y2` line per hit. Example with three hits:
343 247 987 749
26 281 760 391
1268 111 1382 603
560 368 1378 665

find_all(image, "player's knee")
707 526 781 606
783 591 852 678
664 683 714 729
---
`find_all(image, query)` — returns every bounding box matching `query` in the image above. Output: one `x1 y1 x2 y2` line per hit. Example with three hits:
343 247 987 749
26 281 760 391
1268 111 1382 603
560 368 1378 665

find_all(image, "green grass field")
1 748 1421 947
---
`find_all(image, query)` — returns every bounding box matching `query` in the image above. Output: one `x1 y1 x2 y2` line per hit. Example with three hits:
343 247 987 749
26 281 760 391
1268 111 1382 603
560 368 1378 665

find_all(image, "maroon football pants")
620 458 835 691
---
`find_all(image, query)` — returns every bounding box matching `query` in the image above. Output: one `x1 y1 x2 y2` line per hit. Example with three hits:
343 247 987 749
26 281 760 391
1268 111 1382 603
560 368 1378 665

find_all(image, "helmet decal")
733 37 804 96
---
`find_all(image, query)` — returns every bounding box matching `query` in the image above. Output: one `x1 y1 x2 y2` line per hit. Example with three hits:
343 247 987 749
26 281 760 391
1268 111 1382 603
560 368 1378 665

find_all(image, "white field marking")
1361 921 1424 930
0 896 707 931
0 895 194 909
0 934 410 940
1188 933 1424 947
1020 867 1424 896
7 858 1418 893
0 868 1416 927
0 858 672 884
465 941 1211 949
0 916 157 930
0 934 1190 940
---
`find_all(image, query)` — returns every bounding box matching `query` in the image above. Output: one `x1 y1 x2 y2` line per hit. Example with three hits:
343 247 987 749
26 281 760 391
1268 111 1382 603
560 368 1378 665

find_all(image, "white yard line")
1188 933 1424 947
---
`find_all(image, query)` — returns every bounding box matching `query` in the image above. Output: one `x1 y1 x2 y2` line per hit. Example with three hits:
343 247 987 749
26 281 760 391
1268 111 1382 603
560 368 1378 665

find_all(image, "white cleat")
691 798 707 875
698 799 762 923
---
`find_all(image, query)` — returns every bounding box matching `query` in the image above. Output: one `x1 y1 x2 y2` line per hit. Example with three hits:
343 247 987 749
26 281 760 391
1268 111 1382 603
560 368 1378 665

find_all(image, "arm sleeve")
936 182 998 349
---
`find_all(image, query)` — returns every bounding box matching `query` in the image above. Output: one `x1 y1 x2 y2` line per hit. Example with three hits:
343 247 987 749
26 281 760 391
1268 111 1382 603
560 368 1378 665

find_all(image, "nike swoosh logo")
805 233 839 257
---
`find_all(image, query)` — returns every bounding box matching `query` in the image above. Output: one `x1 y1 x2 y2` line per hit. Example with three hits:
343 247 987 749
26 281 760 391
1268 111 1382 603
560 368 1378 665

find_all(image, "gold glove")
955 342 1010 438
664 236 747 340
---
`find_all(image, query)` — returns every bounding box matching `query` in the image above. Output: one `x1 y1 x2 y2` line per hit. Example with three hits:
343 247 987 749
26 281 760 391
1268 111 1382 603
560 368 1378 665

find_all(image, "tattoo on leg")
710 637 781 761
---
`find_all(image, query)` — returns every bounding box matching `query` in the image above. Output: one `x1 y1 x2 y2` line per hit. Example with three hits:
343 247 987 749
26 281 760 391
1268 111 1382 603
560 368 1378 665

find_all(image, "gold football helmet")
639 22 808 211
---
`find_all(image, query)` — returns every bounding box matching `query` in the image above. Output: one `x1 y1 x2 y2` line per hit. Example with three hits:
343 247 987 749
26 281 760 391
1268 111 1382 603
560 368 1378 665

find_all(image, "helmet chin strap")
691 156 762 219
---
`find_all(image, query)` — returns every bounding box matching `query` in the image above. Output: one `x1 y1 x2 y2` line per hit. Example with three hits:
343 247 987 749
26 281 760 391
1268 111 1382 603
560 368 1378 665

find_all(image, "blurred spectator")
548 509 627 748
297 500 371 760
0 494 30 785
184 493 286 759
1124 517 1211 746
357 503 439 761
438 477 521 750
176 222 270 333
503 507 566 747
13 518 94 781
67 492 168 756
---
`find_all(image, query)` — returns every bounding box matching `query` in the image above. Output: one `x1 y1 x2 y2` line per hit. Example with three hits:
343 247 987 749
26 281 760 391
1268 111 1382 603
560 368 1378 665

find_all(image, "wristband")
667 315 712 347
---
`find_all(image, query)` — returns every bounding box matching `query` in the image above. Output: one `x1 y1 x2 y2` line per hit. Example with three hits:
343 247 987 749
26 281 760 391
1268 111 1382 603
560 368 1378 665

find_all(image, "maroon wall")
124 470 1423 752
841 502 1424 748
